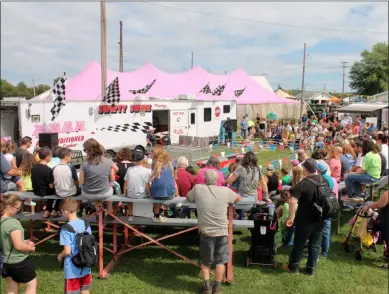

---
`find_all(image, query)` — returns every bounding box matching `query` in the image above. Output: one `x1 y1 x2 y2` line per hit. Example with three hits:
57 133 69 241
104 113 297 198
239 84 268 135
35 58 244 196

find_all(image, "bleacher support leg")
225 204 234 284
98 206 105 279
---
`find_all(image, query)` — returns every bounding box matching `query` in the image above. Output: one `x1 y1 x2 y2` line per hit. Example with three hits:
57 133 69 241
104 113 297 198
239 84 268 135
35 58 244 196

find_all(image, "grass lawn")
2 208 387 294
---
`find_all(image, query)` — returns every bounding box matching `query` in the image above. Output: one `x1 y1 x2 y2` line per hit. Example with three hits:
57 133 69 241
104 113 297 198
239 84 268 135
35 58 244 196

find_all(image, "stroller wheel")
356 251 363 261
246 257 250 268
344 243 351 253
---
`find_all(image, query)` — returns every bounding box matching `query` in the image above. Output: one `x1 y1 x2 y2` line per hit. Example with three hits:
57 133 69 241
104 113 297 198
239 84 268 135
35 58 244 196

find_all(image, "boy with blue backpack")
57 197 97 294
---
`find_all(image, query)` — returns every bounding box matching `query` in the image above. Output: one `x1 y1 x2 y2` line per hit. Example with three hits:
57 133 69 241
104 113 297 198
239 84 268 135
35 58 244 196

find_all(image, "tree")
349 42 388 95
0 79 52 100
276 84 283 90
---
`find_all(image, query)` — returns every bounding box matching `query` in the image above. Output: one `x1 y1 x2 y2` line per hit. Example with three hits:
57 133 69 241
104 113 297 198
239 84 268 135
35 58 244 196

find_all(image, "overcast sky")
1 2 388 92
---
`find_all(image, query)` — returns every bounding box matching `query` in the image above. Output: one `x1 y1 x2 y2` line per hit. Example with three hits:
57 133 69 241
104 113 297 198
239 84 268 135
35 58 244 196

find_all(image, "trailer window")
223 105 230 113
204 108 212 122
190 113 195 125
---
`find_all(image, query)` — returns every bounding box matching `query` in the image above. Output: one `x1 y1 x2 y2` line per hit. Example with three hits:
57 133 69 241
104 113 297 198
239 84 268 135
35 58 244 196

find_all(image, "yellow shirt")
248 120 255 127
21 174 33 191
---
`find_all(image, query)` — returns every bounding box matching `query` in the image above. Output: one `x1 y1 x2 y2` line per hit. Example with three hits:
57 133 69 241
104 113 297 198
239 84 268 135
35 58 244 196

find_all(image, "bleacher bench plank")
14 213 254 229
6 192 256 209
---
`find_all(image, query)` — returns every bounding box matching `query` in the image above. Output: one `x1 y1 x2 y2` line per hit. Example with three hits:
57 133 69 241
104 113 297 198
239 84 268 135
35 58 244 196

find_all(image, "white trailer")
0 98 236 156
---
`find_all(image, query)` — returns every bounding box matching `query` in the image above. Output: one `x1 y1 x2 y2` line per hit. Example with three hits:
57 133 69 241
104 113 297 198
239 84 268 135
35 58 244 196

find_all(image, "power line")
139 2 388 34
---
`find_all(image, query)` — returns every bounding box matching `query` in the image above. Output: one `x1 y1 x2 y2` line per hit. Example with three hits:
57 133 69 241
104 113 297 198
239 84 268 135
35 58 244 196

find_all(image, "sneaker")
153 216 167 223
24 200 36 207
42 211 50 218
202 286 212 294
349 197 364 204
212 286 222 294
127 215 134 222
50 210 59 218
305 267 316 275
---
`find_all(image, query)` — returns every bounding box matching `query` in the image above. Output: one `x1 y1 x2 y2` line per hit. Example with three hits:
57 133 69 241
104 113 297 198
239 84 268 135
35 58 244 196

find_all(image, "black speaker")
230 119 238 132
39 133 58 149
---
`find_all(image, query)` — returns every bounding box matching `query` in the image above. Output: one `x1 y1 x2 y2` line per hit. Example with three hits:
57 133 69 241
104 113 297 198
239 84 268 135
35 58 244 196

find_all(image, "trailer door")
187 108 197 137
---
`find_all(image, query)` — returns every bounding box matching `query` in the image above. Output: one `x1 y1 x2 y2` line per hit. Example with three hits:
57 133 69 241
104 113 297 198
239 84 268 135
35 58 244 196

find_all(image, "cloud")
1 2 387 92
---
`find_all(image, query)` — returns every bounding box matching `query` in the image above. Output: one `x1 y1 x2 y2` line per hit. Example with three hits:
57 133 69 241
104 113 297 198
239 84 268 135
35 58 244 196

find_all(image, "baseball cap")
132 149 145 162
317 162 328 173
302 158 318 174
266 164 275 172
291 159 299 166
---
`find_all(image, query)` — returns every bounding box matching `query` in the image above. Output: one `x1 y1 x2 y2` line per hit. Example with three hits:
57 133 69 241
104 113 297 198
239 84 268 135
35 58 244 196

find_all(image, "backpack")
61 220 97 269
306 177 340 221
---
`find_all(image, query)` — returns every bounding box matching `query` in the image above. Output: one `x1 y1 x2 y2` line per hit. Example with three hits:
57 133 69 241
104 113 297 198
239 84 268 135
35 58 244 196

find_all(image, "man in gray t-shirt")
187 169 241 294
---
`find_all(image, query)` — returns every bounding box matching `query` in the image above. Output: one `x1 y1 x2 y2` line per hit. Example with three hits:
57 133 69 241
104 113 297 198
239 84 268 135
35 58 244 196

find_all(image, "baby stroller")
344 206 382 261
246 203 278 268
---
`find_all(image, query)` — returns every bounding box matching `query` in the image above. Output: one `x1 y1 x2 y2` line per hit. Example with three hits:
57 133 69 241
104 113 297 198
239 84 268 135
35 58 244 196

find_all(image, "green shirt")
0 217 28 264
281 175 291 186
362 152 381 179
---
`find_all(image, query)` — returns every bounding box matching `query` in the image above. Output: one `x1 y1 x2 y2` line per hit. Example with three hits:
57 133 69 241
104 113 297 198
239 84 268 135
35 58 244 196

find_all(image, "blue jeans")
289 221 324 272
241 129 247 139
284 225 295 247
321 219 331 257
345 173 378 197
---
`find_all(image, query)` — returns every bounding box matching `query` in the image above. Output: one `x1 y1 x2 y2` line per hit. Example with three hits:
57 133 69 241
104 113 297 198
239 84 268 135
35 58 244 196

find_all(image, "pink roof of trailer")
60 61 298 105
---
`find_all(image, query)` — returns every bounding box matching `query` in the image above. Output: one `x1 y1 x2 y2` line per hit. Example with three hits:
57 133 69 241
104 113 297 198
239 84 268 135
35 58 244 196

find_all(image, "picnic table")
5 192 255 284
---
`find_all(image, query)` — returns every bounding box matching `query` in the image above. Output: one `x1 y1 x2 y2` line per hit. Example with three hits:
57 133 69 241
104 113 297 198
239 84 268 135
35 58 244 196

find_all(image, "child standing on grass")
58 197 92 294
19 153 37 211
279 189 296 247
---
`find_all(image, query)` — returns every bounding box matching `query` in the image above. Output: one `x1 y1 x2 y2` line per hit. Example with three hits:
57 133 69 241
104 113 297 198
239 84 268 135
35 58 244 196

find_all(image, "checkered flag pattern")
212 84 226 96
129 79 156 95
234 88 246 98
200 83 212 94
98 122 152 134
50 76 67 121
103 77 121 106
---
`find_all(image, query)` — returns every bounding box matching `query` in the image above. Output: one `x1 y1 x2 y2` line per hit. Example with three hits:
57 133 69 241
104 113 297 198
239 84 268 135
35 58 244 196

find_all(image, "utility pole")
300 43 307 119
324 83 327 92
340 62 349 99
191 52 193 69
32 79 36 97
118 21 123 72
100 0 107 99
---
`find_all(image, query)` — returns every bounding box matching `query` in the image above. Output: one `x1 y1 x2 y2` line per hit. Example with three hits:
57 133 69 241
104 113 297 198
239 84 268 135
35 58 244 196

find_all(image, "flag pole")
101 0 107 99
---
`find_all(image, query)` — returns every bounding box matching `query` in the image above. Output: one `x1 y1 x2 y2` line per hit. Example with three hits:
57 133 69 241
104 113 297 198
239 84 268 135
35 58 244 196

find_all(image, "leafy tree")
349 42 388 95
0 79 51 100
276 84 283 90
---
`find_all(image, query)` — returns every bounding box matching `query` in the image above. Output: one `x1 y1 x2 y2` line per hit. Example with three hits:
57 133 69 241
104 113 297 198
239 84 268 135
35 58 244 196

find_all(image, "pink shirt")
329 158 341 182
195 166 224 186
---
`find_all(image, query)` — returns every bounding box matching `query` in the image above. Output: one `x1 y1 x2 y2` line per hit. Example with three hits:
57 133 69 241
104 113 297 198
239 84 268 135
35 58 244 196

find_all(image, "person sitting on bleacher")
31 147 57 218
344 140 381 203
53 148 79 199
150 146 177 223
123 149 151 222
78 139 115 215
48 146 62 169
195 156 224 187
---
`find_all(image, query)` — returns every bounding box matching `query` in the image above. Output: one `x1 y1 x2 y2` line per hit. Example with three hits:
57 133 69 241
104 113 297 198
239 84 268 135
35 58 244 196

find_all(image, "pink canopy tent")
59 61 298 105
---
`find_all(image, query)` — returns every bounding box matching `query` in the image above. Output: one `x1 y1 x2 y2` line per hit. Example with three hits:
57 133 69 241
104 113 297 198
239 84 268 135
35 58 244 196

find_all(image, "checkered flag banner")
129 79 156 95
200 83 212 94
234 87 246 98
212 84 226 96
50 76 67 121
103 77 121 106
